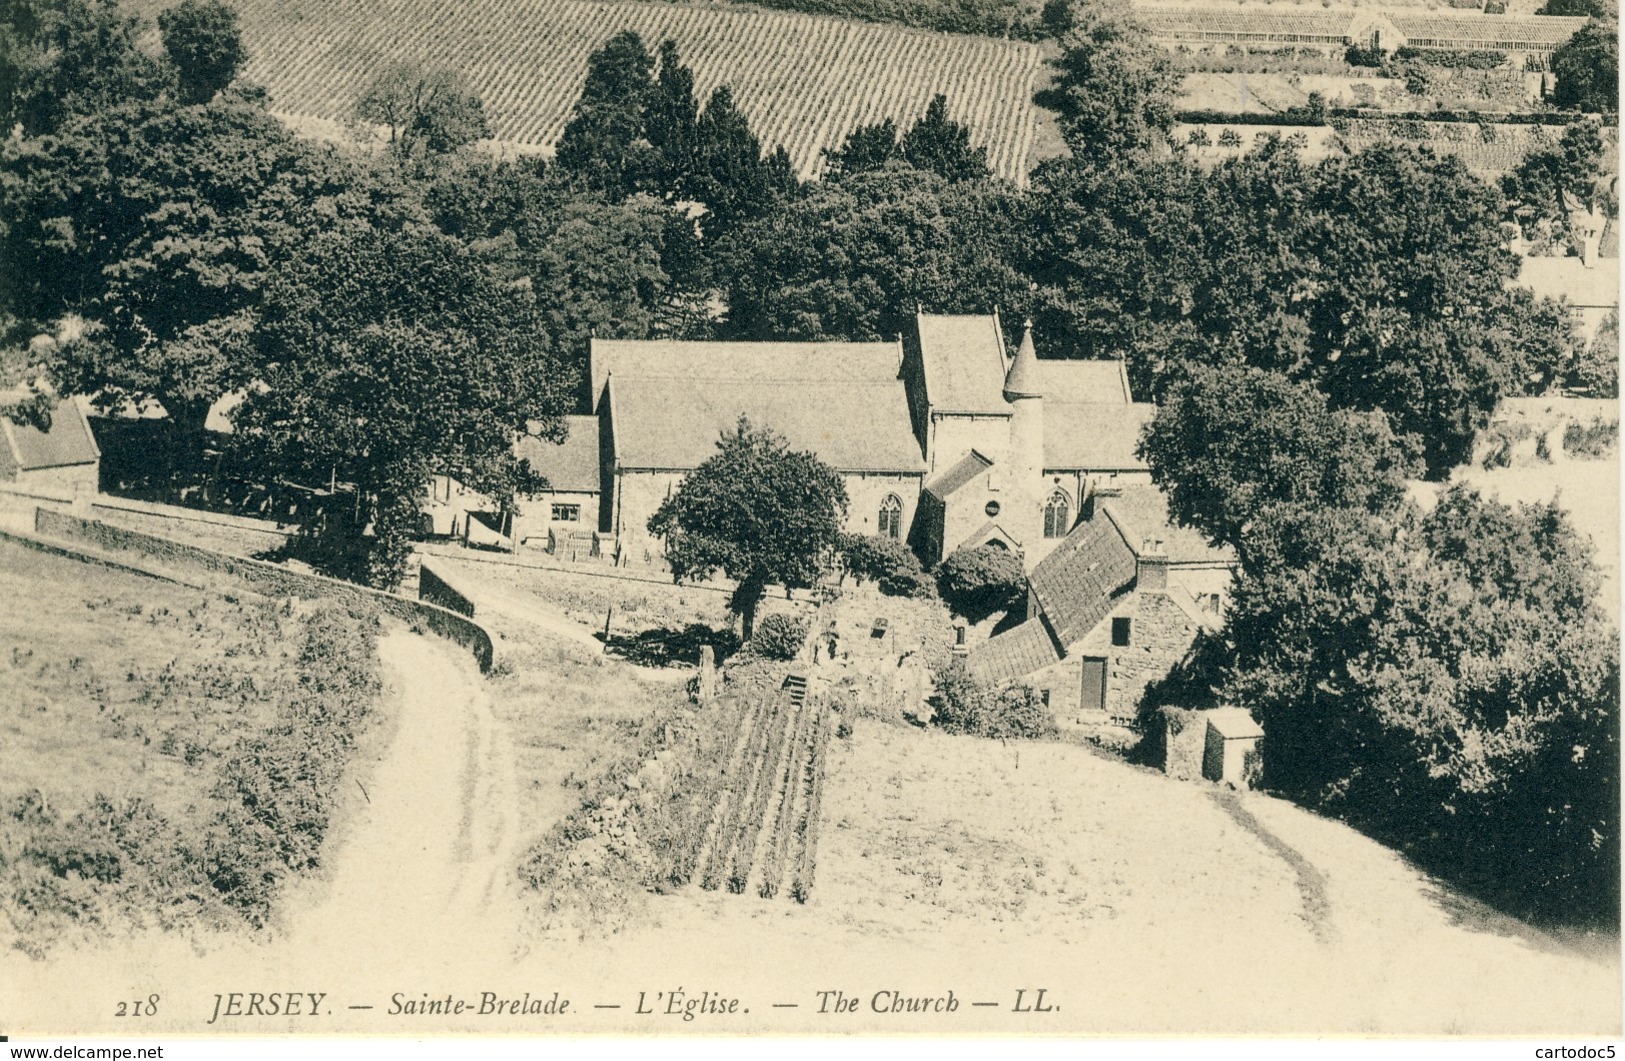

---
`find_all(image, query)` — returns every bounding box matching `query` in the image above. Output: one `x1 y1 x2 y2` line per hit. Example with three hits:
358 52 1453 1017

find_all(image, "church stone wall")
839 471 923 543
930 414 1009 476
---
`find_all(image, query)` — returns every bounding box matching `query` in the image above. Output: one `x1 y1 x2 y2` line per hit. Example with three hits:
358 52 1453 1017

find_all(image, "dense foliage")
1550 19 1619 114
748 612 812 660
934 542 1027 621
931 659 1056 739
648 418 849 637
839 533 936 598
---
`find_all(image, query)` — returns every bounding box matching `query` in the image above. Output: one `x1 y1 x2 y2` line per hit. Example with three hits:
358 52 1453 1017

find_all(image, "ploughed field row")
124 0 1042 182
688 682 834 902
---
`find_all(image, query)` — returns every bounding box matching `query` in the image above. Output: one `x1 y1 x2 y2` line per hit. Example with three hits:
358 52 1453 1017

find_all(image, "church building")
509 312 1161 572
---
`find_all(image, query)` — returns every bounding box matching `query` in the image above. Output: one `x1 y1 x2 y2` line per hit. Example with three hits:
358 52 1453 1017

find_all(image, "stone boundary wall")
0 527 205 588
0 484 292 540
418 561 476 618
34 508 494 672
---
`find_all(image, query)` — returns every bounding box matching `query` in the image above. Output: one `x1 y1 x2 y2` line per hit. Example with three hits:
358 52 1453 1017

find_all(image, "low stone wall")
34 508 494 672
0 527 203 587
1161 706 1208 781
418 561 475 618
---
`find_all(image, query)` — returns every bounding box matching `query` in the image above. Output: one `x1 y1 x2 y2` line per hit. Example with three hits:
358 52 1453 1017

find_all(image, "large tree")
1139 365 1419 551
900 94 989 183
553 30 657 196
1551 19 1619 114
234 223 572 587
1 0 171 136
1033 0 1179 163
0 94 369 436
353 61 490 162
158 0 246 105
648 418 847 638
717 163 1031 341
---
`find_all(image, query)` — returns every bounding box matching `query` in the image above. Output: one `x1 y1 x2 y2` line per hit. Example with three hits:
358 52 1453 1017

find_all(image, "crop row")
685 683 834 902
125 0 1042 182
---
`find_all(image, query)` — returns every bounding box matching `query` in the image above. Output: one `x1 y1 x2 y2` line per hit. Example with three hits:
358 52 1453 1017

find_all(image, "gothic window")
878 494 903 540
1044 489 1071 538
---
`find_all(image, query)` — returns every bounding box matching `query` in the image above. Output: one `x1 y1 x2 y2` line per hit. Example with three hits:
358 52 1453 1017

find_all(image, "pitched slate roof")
607 376 925 473
1043 402 1157 471
515 415 600 494
1 398 100 472
915 313 1010 415
1514 256 1620 311
924 449 993 500
967 616 1062 686
590 338 902 405
1027 512 1138 647
1033 360 1133 404
1100 485 1235 566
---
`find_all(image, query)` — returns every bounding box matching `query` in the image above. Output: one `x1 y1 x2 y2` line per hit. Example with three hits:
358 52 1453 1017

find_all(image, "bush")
839 533 935 598
748 613 809 660
1563 418 1619 458
930 659 1056 740
934 543 1027 621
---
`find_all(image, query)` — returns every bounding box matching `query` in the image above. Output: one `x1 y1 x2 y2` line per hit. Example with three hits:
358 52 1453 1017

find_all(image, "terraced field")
126 0 1044 181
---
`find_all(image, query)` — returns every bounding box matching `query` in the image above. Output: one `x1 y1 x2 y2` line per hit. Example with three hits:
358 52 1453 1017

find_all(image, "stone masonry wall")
35 508 495 671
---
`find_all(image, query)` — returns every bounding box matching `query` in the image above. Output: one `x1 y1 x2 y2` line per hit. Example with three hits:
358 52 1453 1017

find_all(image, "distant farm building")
1137 5 1587 58
0 398 101 496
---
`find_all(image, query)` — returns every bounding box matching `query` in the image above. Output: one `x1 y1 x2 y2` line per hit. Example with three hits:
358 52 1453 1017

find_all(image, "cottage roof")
1042 402 1156 471
1100 485 1234 566
606 376 925 473
1514 256 1620 310
924 449 995 500
1204 707 1265 740
967 616 1062 685
515 415 600 494
590 338 902 407
915 313 1010 415
1 398 100 472
1027 512 1139 647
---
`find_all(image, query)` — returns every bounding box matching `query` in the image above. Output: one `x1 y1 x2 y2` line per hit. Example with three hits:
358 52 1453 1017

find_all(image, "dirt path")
289 630 522 959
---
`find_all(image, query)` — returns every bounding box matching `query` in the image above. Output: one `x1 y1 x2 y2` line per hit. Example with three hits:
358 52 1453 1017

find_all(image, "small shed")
1202 708 1265 787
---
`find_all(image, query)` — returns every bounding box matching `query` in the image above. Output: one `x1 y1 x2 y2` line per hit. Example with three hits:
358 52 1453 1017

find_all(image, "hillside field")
124 0 1044 182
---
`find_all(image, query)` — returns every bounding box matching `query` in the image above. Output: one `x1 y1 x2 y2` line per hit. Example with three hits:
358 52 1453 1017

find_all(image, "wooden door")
1080 657 1107 713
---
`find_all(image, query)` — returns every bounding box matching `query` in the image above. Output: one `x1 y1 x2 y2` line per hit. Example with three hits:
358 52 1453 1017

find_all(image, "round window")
985 500 1001 517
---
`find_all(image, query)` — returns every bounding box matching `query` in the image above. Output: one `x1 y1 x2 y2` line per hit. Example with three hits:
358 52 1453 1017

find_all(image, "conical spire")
1003 320 1042 401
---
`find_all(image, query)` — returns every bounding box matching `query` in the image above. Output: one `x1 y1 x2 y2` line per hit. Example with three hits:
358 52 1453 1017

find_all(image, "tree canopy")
1034 0 1179 162
647 417 848 637
1551 19 1619 114
354 61 491 163
158 0 246 105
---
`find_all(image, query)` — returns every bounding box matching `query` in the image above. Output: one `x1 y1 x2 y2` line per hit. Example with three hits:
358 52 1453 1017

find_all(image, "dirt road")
289 631 522 959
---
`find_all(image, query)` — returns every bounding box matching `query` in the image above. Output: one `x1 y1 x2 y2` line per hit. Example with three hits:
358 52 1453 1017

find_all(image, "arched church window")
1044 489 1071 538
878 494 903 540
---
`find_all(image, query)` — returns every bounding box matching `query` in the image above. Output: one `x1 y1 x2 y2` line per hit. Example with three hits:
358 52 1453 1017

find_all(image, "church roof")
606 376 925 474
1 398 100 473
1099 485 1235 566
1513 256 1620 310
590 338 902 407
967 616 1062 686
1032 360 1133 404
1026 512 1139 648
915 313 1010 415
1042 402 1156 471
515 415 600 494
924 449 994 500
1003 323 1042 401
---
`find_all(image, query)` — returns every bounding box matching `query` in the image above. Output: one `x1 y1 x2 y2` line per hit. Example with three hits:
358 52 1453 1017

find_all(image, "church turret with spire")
1003 320 1046 504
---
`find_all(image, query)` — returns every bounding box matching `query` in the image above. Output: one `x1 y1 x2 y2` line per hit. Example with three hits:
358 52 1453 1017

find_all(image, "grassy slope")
0 539 383 955
0 540 296 819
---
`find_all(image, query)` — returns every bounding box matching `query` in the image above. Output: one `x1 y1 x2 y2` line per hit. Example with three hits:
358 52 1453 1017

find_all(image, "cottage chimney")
1137 537 1169 593
1084 482 1122 520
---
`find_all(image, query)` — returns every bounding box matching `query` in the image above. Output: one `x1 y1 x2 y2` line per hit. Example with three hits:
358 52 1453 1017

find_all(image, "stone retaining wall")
34 508 494 672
